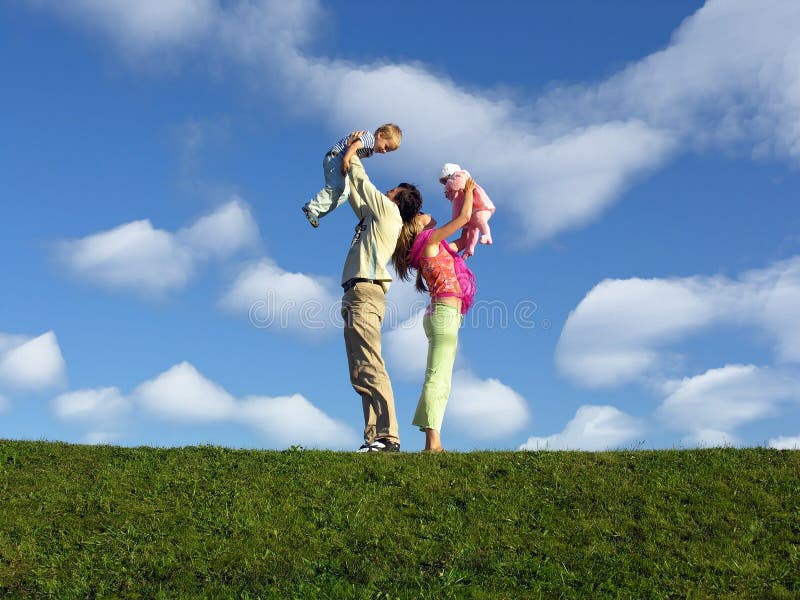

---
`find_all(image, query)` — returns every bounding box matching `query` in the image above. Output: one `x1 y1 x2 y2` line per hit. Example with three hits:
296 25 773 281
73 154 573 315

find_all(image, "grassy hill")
1 441 798 598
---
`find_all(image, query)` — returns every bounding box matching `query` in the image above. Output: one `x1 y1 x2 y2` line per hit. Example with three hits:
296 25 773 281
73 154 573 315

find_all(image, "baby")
439 163 495 258
302 124 402 228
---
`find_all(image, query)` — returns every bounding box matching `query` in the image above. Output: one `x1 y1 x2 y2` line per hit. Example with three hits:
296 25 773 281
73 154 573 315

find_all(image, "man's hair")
394 183 422 223
375 123 403 144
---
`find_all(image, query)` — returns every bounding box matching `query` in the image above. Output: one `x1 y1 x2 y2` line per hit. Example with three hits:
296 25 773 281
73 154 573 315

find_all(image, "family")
302 124 494 453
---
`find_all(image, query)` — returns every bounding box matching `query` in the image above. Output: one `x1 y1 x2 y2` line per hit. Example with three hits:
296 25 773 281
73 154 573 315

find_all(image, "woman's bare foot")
423 428 444 453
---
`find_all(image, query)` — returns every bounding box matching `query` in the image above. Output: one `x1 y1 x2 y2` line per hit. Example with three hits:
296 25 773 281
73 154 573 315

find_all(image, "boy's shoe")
363 438 400 453
302 206 319 228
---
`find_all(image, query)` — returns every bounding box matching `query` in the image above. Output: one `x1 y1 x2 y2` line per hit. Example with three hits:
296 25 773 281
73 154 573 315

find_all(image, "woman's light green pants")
413 303 463 432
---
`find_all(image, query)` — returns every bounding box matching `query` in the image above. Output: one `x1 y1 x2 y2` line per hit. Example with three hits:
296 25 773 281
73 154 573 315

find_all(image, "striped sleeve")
356 132 375 158
328 131 375 158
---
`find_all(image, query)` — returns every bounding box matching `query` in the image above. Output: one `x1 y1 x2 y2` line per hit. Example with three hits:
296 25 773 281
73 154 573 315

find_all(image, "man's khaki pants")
341 282 399 444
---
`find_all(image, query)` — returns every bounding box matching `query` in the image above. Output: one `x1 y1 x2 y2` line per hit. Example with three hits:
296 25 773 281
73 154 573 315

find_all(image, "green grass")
1 441 798 598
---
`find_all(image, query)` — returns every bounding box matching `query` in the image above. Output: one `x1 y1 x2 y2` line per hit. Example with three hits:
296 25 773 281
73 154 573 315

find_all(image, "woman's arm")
428 178 475 246
448 237 467 253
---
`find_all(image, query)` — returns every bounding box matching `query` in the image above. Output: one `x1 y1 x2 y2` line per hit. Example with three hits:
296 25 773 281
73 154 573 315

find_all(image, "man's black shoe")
362 438 400 452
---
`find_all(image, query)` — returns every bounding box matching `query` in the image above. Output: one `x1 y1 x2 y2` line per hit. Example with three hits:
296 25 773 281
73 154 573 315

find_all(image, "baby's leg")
474 210 493 245
306 185 340 217
318 177 350 219
463 226 481 258
305 155 348 222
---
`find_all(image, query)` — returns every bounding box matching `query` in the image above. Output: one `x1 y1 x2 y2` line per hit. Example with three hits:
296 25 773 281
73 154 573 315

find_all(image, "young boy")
302 124 402 228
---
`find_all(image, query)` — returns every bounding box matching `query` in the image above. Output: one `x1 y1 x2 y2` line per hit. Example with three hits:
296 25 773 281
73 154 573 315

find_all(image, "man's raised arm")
347 156 396 219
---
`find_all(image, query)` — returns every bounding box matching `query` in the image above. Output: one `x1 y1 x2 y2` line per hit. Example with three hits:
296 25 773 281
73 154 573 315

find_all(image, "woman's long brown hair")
392 218 427 293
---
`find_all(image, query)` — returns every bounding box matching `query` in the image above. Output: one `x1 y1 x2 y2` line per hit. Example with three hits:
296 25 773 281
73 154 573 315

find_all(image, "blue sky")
2 0 799 451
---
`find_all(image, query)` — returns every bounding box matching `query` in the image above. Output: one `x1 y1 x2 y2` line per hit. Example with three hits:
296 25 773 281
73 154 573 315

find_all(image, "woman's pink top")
410 229 476 314
419 242 461 301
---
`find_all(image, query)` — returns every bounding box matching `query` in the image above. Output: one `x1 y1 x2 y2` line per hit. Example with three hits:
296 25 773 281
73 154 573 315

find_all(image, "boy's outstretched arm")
341 130 367 175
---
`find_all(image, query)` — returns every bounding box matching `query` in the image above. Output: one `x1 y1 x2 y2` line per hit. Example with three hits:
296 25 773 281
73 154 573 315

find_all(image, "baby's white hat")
439 163 461 180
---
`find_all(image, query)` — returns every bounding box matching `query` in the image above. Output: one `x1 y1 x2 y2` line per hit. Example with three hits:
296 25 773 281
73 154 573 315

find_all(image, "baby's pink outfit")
444 170 495 258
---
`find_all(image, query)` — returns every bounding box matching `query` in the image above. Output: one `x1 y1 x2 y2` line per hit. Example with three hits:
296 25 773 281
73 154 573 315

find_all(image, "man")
341 154 422 452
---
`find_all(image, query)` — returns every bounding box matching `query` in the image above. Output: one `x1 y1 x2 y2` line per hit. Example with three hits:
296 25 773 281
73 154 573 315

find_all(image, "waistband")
342 278 384 293
428 301 461 309
425 302 464 321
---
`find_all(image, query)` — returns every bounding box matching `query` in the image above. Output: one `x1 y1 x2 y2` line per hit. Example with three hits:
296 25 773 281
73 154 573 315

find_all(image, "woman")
392 177 477 452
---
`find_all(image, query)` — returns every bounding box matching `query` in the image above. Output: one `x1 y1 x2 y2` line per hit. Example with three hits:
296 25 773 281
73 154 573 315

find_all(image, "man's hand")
348 130 367 145
341 131 366 175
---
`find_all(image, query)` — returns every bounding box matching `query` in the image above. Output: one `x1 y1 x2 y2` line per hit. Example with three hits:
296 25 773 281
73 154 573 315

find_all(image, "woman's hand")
427 178 476 247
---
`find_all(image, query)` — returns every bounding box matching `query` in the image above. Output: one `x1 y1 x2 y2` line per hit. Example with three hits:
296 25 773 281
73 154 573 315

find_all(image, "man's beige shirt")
341 156 402 292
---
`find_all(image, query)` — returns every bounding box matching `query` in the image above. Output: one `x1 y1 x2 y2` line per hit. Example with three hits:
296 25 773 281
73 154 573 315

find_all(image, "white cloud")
31 0 219 56
27 0 800 242
384 309 428 380
749 260 800 363
57 199 260 297
582 0 800 159
128 361 355 448
0 331 67 391
0 334 30 355
57 220 194 295
657 364 800 436
238 394 354 449
53 387 130 422
219 259 339 336
0 393 9 414
768 435 800 450
520 405 644 451
680 429 738 449
132 361 237 421
177 198 260 259
447 369 529 440
556 257 800 387
51 386 130 444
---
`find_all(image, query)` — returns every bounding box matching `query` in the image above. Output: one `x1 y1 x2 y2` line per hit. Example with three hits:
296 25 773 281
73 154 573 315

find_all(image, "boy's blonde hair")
375 123 402 145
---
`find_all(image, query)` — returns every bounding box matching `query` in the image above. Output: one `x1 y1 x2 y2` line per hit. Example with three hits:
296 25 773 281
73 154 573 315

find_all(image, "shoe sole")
302 207 319 228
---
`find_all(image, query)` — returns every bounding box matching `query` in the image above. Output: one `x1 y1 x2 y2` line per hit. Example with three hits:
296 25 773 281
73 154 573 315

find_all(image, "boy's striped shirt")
329 131 376 159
